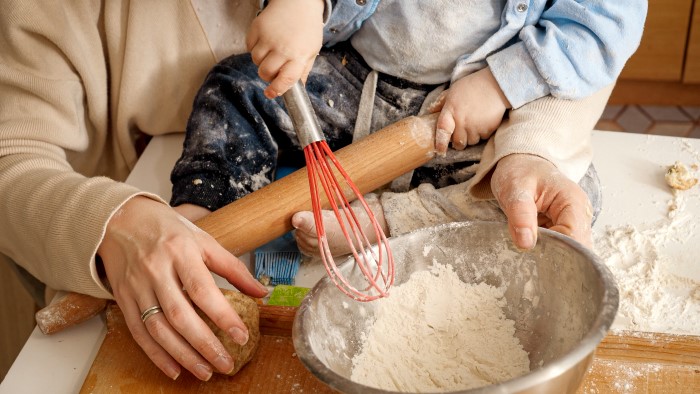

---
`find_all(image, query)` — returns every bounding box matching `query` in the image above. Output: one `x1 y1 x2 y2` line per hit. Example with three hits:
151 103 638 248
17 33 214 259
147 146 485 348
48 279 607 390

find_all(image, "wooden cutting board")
81 303 700 393
80 303 334 393
576 331 700 393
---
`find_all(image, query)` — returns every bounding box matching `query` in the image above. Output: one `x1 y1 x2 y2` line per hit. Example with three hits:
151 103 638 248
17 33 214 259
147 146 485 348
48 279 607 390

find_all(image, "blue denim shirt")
320 0 647 108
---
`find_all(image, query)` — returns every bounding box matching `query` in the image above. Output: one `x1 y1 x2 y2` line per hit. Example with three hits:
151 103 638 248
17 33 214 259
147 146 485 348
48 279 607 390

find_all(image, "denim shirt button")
329 27 339 33
516 3 528 12
356 0 367 5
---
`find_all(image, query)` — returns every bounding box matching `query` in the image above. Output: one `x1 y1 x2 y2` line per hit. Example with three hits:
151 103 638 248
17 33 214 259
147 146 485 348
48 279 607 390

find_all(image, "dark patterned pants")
169 42 602 223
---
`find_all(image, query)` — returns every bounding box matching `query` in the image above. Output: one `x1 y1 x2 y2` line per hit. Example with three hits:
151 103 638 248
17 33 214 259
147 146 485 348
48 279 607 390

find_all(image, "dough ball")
665 161 698 190
194 289 261 376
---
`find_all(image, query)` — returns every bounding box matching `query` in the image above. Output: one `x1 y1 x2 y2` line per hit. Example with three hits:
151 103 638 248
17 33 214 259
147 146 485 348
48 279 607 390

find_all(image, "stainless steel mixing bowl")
293 221 618 393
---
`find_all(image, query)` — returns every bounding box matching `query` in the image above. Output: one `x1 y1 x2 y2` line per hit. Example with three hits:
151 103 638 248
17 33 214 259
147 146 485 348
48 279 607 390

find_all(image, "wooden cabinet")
611 0 700 105
685 1 700 83
619 0 693 81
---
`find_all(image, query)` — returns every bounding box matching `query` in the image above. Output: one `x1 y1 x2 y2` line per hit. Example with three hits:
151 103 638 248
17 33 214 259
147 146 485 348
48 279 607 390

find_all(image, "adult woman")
0 0 634 381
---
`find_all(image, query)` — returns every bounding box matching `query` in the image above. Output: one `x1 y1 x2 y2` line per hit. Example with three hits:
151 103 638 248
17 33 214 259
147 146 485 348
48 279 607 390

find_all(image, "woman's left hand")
98 197 268 381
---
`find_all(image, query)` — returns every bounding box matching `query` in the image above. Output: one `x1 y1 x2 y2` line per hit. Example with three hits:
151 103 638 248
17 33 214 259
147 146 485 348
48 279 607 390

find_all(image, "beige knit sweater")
0 0 256 298
0 0 609 299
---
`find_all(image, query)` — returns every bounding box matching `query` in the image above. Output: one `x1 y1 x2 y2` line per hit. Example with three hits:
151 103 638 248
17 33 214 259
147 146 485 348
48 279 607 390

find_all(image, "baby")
171 0 646 251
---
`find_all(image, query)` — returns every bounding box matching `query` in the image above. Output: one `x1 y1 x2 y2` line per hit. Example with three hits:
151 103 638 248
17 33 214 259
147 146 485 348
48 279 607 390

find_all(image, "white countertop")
592 132 700 274
2 131 699 393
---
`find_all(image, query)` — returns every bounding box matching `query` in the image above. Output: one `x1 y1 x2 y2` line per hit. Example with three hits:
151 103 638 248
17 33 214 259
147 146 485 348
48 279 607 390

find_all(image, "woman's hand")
429 67 511 154
246 0 325 98
491 154 594 250
98 196 268 380
173 203 211 223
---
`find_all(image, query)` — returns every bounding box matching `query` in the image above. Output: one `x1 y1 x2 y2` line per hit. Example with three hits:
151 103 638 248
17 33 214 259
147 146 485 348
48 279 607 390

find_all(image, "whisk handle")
282 81 325 147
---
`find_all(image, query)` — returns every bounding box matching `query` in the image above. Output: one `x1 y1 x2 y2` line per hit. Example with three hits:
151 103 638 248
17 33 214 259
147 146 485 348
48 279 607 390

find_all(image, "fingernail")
256 280 270 293
515 227 535 249
163 364 181 380
435 129 450 156
214 354 234 374
195 363 213 381
229 327 249 346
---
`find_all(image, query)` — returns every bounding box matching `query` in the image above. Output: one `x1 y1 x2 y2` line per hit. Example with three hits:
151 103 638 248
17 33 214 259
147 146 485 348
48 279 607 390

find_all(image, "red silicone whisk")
283 81 394 301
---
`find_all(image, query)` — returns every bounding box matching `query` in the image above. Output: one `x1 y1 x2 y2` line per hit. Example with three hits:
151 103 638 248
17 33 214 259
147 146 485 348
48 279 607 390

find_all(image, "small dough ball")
194 289 261 376
665 161 698 190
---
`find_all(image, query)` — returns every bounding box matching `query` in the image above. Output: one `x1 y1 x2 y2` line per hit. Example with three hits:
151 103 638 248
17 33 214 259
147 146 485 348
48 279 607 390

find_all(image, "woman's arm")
1 1 268 381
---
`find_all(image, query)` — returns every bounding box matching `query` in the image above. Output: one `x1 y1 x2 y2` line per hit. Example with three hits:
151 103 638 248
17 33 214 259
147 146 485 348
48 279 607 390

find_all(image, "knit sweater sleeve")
379 83 613 235
467 84 614 200
0 2 166 298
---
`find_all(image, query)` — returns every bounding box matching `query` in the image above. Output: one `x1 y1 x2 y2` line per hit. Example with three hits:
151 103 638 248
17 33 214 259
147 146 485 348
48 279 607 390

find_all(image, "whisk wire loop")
305 141 394 301
319 148 391 289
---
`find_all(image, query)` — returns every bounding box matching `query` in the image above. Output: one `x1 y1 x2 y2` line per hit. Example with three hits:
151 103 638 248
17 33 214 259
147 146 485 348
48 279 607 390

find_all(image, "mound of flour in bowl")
350 263 529 392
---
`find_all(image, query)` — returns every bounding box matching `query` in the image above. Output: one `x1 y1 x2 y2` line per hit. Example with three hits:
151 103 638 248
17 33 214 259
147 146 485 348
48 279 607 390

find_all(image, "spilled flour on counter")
595 162 700 335
350 263 529 392
578 359 661 394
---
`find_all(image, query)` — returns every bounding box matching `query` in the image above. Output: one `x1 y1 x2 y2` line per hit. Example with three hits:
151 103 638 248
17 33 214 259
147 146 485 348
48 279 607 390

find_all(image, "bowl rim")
292 221 620 394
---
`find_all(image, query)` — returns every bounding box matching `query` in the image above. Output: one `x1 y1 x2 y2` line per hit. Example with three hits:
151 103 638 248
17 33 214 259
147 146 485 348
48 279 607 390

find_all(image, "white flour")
350 263 529 392
595 166 700 335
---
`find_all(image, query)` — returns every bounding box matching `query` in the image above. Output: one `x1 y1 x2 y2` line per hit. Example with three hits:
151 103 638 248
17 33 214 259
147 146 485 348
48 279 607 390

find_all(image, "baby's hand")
428 67 511 154
246 0 325 99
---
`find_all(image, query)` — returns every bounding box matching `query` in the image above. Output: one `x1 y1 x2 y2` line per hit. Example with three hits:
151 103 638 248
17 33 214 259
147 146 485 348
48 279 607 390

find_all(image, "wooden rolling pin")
36 114 438 334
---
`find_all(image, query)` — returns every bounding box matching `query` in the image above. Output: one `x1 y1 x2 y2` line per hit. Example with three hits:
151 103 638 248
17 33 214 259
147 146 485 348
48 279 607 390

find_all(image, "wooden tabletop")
80 303 700 393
